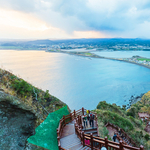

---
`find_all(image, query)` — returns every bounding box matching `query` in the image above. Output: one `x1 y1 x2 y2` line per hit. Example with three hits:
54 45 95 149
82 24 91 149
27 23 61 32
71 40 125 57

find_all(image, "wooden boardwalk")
138 112 150 133
57 108 144 150
60 121 90 150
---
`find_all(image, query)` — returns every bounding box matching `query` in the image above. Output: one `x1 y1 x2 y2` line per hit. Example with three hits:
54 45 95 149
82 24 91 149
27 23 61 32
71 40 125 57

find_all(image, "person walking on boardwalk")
113 133 117 142
82 115 88 128
118 128 121 135
87 110 90 126
89 113 94 128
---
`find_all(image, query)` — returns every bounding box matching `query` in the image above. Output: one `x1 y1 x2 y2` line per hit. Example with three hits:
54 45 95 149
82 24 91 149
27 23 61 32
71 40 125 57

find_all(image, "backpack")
92 114 95 119
85 139 90 145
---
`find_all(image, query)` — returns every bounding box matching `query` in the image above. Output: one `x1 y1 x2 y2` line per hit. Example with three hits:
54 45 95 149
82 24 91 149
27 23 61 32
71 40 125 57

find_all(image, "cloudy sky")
1 0 150 39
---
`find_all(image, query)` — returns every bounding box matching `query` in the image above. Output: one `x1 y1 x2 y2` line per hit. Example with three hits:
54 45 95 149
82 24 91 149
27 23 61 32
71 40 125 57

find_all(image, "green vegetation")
137 58 150 62
83 52 92 56
0 68 66 125
95 100 150 148
128 91 150 114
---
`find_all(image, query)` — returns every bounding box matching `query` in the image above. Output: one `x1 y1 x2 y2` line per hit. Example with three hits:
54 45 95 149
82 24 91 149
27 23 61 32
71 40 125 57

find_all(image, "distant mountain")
25 39 54 45
1 38 150 48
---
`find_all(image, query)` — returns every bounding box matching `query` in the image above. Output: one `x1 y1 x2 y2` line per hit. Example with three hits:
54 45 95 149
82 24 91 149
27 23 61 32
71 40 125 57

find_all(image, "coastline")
103 57 150 70
55 50 150 70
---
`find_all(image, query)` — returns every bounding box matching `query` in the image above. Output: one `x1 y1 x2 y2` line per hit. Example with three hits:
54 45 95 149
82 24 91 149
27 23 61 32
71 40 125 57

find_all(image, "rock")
0 91 36 150
18 142 24 147
0 88 4 92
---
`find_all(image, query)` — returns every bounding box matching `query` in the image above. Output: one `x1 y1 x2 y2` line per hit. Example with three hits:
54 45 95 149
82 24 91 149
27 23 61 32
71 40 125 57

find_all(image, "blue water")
92 51 150 58
0 50 150 111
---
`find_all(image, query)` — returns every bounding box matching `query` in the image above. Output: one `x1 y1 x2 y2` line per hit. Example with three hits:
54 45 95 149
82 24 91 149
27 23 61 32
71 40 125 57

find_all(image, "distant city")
1 38 150 51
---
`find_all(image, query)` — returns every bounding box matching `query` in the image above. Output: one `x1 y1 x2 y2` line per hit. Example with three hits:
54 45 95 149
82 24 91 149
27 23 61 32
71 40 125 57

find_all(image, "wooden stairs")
57 108 144 150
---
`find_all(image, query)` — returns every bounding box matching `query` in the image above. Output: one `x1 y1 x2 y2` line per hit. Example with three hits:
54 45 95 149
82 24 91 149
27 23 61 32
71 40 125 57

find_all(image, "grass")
95 100 150 148
0 68 66 125
84 52 92 56
137 58 150 62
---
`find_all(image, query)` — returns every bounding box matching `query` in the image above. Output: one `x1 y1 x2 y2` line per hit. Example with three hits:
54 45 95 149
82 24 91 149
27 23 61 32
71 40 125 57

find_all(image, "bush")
44 90 49 99
11 79 32 97
145 134 150 141
101 111 134 131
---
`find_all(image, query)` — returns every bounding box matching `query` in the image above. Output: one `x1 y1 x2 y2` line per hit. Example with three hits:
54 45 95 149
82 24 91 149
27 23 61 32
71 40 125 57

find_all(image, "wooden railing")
144 119 150 132
138 112 150 121
57 108 144 150
105 122 137 147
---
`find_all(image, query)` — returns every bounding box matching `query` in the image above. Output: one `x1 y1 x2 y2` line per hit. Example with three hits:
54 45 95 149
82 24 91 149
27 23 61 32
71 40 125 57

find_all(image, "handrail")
57 108 144 150
145 119 150 132
105 122 137 147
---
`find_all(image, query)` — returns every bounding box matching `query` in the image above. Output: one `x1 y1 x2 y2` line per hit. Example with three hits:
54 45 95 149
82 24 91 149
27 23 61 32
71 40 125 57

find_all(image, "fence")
57 108 144 150
105 122 137 147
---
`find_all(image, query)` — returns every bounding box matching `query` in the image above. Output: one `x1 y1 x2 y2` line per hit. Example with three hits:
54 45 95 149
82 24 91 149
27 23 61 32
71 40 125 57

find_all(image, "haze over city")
1 0 150 39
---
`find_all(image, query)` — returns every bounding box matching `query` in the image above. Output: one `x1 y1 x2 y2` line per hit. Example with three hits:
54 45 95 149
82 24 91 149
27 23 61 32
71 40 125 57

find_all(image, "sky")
0 0 150 39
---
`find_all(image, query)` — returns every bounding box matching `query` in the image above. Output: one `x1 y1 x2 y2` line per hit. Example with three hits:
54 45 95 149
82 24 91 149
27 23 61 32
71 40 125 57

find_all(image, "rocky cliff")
0 68 67 150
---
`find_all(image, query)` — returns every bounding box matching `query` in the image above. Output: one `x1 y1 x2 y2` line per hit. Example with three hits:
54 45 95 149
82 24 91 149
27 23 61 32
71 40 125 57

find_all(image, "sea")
0 50 150 111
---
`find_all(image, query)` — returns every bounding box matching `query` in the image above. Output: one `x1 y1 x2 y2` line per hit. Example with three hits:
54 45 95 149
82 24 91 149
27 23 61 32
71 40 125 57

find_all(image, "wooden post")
82 107 84 115
80 115 82 126
79 128 82 142
70 113 72 121
82 131 85 147
63 115 65 125
140 145 144 150
74 110 76 118
57 129 59 137
105 137 108 150
119 141 123 150
58 145 61 150
79 115 80 125
57 137 61 150
90 133 93 150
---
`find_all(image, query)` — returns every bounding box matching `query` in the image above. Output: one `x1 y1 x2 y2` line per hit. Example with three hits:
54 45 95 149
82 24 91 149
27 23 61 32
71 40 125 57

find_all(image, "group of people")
82 110 95 128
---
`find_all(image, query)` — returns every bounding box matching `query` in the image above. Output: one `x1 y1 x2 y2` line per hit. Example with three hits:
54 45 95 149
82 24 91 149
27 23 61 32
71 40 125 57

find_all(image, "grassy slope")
0 68 67 126
95 100 150 149
137 58 150 62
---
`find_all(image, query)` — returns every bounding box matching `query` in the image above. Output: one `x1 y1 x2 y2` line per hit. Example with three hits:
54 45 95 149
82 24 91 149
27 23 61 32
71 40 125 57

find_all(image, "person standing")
118 128 121 135
90 113 94 128
82 115 87 128
113 133 117 142
87 110 90 127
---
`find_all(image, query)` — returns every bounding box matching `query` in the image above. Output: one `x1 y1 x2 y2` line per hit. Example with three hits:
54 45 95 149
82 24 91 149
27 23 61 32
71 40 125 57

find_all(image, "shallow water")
92 51 150 58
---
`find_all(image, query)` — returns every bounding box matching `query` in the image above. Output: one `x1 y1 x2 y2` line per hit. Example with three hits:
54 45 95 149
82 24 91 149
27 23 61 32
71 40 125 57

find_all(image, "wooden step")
76 145 91 150
84 130 97 135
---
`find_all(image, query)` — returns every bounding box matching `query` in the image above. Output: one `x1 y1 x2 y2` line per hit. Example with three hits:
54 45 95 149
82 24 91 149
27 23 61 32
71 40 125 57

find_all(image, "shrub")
11 79 32 97
145 134 149 141
100 111 134 131
44 90 49 99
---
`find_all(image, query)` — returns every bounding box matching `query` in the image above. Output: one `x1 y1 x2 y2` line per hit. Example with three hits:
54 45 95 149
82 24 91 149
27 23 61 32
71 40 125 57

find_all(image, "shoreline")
104 57 150 70
57 51 150 70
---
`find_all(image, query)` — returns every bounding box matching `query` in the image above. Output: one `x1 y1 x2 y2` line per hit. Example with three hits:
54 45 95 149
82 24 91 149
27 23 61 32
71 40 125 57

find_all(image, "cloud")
39 0 150 33
0 0 40 12
1 0 150 38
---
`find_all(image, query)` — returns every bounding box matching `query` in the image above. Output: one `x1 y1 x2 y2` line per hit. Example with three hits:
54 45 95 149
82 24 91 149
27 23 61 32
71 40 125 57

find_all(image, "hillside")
95 99 150 149
0 68 67 149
